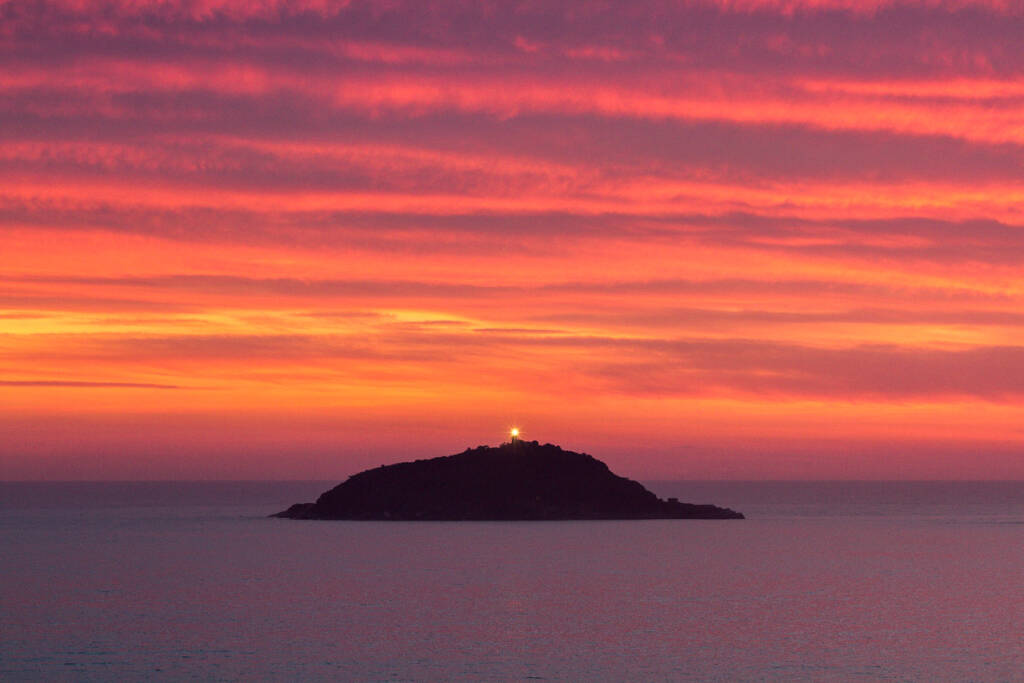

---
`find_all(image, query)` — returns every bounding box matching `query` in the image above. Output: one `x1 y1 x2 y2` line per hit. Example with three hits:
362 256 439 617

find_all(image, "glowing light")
509 427 520 440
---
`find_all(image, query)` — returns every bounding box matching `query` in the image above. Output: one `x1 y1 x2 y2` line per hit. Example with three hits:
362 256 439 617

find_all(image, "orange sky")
2 0 1023 480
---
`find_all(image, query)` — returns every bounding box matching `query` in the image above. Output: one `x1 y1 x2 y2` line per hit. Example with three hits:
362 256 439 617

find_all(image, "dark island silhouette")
273 440 744 520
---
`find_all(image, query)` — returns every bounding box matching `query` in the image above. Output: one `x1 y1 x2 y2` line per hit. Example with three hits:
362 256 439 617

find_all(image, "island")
273 440 744 520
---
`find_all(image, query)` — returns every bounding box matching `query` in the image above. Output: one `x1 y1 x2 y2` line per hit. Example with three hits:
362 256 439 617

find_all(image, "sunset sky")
2 0 1023 480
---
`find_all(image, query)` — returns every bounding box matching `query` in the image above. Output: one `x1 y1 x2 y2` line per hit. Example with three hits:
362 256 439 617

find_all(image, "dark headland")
273 440 744 520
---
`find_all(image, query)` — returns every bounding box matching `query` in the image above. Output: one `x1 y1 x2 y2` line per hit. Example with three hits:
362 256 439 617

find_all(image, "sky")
2 0 1023 480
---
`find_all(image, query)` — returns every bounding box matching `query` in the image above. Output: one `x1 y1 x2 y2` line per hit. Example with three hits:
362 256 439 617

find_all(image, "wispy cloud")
0 380 179 389
4 0 1024 478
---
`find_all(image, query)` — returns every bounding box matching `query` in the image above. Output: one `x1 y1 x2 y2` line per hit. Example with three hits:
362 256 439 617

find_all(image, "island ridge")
273 440 744 520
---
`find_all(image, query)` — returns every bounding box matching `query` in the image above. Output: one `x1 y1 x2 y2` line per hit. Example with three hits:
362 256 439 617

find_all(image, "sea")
1 481 1021 682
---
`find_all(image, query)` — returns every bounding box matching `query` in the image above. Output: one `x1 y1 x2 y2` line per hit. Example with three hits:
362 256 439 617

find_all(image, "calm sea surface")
1 481 1021 681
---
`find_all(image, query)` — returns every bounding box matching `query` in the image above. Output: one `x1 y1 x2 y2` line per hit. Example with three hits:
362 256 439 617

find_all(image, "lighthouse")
509 427 520 443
